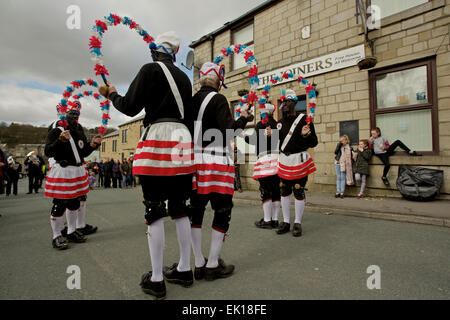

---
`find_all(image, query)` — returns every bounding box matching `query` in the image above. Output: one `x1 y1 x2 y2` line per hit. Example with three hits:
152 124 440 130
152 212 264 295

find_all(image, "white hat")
199 62 227 88
261 103 275 115
152 31 180 55
200 62 220 80
284 89 297 101
26 151 35 157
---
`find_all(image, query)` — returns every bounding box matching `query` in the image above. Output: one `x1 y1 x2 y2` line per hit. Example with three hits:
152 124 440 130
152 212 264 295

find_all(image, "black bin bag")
396 165 444 201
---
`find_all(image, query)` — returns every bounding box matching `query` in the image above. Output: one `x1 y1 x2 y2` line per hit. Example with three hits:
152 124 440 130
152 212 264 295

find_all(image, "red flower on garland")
95 20 108 32
244 51 254 62
102 113 111 120
83 91 90 96
72 95 80 100
100 101 110 107
247 91 258 104
71 81 82 89
98 126 107 135
143 34 154 44
305 83 314 93
94 64 109 76
261 90 268 96
234 44 241 53
129 20 139 29
87 79 96 86
282 72 289 79
93 93 100 99
249 65 258 78
280 95 286 102
110 14 122 26
270 79 278 84
309 102 316 108
220 48 228 56
89 36 102 49
58 120 68 128
306 115 313 124
63 91 71 98
297 76 304 82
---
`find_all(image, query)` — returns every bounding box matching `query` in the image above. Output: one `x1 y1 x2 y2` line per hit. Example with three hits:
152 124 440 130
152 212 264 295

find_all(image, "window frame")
366 0 431 21
122 129 128 143
369 57 438 155
231 20 254 71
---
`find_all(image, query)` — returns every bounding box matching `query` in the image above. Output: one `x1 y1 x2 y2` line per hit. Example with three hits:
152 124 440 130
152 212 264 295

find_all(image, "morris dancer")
270 89 317 237
245 103 280 229
106 31 195 300
188 62 249 281
44 101 102 250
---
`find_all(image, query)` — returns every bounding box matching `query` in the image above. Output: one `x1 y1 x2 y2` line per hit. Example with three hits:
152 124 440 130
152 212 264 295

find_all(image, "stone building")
99 115 145 162
190 0 450 198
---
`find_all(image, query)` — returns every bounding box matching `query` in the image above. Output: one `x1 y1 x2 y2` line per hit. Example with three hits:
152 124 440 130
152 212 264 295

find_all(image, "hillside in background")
0 122 117 146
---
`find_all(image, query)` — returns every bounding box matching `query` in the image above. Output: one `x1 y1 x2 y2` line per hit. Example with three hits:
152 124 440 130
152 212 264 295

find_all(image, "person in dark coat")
6 156 22 196
0 148 8 195
24 152 42 194
353 139 372 198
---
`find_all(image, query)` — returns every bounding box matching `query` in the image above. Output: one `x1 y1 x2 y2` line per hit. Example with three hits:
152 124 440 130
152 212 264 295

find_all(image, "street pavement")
0 180 449 300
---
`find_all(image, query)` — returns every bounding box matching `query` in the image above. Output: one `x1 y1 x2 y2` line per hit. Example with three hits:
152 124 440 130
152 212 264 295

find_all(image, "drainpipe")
209 35 215 62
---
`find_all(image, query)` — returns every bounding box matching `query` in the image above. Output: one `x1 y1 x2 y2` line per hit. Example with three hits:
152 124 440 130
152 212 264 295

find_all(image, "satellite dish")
182 50 194 70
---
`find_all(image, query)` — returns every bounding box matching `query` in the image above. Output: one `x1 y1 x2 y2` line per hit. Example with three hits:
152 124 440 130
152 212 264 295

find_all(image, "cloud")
0 0 267 127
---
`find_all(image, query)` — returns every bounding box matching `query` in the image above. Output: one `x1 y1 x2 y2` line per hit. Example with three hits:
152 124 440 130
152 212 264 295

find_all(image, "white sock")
191 227 205 268
272 201 280 221
175 217 191 272
66 209 78 234
147 218 165 282
206 229 225 268
76 201 86 229
50 215 64 239
281 196 291 223
294 199 305 224
262 200 272 222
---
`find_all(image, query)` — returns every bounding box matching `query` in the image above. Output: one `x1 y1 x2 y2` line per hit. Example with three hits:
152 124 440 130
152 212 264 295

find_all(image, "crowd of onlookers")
85 157 138 190
0 148 46 196
1 146 139 197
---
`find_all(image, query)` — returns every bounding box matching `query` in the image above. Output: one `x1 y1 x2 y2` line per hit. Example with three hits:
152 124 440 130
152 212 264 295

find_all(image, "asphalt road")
0 180 449 300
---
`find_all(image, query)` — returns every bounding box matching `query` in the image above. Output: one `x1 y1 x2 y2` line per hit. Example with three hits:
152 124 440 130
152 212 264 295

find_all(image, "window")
101 142 105 152
122 129 128 143
369 0 428 19
232 22 254 71
369 58 438 154
112 140 117 152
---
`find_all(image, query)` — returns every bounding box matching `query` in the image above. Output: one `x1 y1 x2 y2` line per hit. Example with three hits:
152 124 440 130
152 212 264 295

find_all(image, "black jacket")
278 115 318 154
244 117 278 157
192 86 248 148
109 56 193 129
45 124 96 166
6 163 22 181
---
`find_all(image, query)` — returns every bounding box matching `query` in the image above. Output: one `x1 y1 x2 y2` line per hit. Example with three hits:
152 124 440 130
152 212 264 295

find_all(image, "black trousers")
28 174 39 193
140 174 192 221
376 140 411 177
104 175 111 188
258 174 281 202
190 192 234 233
6 178 18 195
280 176 308 200
98 174 104 187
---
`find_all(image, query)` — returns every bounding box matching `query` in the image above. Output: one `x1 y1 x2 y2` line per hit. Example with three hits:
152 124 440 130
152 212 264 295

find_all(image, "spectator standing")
353 139 372 198
334 135 354 199
98 160 104 187
112 159 121 188
0 148 7 195
6 157 22 196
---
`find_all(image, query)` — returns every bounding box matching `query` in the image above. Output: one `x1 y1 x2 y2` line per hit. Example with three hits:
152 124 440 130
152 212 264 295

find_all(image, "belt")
57 160 83 167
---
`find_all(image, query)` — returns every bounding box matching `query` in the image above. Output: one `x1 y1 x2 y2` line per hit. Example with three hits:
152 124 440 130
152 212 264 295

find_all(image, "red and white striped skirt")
193 146 235 195
44 163 89 199
133 122 196 176
252 153 279 180
278 151 316 180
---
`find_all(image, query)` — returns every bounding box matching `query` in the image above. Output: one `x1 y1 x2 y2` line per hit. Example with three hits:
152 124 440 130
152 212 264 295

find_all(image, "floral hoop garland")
57 79 110 135
258 73 317 124
213 44 259 119
89 13 155 85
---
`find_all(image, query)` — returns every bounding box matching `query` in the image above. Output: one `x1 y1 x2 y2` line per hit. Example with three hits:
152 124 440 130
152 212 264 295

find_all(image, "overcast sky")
0 0 267 129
